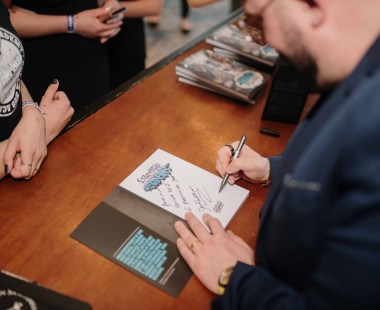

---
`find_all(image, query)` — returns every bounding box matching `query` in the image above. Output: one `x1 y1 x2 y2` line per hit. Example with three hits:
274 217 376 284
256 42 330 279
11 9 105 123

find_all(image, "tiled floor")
144 0 230 67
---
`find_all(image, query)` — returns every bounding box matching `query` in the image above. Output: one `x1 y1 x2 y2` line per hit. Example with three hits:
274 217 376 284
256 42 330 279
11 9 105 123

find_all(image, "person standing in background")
4 0 122 111
100 0 164 89
147 0 192 34
179 0 192 33
5 0 163 111
1 1 74 180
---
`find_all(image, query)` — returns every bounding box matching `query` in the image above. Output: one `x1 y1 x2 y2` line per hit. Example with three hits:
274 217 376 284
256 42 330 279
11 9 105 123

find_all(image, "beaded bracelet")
67 15 75 33
22 100 44 115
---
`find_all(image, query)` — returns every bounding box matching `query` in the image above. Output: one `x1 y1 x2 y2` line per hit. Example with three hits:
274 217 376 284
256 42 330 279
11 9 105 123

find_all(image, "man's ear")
309 0 326 28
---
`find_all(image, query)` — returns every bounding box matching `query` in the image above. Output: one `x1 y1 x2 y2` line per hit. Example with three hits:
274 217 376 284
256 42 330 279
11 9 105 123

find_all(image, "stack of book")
206 22 279 68
175 49 269 104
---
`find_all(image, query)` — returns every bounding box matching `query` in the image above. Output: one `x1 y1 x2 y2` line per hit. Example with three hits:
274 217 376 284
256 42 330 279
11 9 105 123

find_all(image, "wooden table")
0 36 317 309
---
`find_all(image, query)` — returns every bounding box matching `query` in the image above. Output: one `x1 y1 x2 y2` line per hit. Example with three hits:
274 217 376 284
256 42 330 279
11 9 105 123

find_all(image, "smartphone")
99 6 126 23
110 6 126 17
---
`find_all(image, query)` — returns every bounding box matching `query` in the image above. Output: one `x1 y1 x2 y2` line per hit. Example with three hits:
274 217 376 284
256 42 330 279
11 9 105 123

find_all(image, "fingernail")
4 164 8 174
52 79 58 84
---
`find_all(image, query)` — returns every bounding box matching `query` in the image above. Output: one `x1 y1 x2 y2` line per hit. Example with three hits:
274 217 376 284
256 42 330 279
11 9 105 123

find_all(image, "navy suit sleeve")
212 262 306 310
212 104 380 310
268 155 282 181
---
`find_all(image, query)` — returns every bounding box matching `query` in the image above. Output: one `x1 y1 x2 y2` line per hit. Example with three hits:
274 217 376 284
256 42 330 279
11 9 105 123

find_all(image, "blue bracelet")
67 15 75 33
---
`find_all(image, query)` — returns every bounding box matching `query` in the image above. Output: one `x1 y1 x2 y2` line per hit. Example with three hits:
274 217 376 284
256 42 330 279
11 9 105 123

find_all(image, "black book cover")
0 271 91 310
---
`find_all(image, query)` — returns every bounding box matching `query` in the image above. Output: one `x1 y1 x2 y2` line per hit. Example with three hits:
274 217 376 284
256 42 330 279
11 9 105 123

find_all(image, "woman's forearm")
120 0 163 18
9 7 67 37
0 140 9 179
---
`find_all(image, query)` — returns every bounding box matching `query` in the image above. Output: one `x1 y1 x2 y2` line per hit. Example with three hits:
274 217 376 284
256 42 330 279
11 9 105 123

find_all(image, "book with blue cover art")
206 23 279 67
176 49 269 104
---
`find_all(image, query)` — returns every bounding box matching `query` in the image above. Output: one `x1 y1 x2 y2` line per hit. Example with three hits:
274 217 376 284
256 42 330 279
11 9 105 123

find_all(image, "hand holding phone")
98 4 126 23
110 7 126 17
106 6 126 24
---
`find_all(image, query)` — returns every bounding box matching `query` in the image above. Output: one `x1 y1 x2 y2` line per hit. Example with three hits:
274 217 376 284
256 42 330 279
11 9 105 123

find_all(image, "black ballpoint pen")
219 135 247 193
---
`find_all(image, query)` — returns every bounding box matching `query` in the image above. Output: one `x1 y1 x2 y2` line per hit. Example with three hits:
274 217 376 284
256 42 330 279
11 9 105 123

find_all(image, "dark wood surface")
0 40 317 309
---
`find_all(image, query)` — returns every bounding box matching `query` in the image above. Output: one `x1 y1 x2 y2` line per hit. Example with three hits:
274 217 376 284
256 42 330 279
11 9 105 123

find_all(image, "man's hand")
216 143 270 185
175 212 254 294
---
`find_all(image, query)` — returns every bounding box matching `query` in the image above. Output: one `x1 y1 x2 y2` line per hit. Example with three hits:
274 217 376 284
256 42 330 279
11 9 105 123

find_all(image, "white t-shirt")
0 27 23 116
0 2 24 141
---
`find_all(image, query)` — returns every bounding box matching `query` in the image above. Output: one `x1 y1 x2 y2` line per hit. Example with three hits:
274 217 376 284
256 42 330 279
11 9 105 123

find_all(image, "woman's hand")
3 105 47 180
74 6 122 40
40 80 74 144
99 0 125 43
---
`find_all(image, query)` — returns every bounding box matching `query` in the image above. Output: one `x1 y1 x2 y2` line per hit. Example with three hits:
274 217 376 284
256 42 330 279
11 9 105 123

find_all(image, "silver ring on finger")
225 144 235 156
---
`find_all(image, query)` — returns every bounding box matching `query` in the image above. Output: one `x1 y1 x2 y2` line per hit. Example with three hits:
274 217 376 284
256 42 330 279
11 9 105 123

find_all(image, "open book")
121 149 249 228
71 149 249 296
176 49 269 104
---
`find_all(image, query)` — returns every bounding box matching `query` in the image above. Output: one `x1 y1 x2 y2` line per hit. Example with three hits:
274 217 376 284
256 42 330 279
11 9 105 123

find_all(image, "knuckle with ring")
190 239 201 251
225 144 235 156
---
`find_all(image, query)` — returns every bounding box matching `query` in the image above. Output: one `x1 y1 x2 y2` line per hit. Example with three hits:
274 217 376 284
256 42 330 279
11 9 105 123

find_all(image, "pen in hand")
219 135 247 193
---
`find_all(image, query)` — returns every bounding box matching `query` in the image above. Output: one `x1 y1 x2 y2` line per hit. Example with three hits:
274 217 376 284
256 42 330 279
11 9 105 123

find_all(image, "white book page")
120 149 249 228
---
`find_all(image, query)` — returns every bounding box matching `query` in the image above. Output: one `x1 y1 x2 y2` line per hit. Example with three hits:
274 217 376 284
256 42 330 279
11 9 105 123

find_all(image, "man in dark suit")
174 0 380 309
